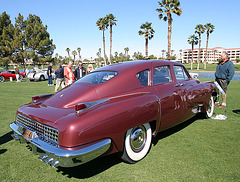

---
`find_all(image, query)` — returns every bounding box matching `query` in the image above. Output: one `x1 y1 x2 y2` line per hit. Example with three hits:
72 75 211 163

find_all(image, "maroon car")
0 70 26 82
10 60 216 167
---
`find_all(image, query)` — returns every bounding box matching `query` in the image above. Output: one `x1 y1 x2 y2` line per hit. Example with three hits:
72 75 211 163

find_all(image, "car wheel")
0 76 5 82
205 96 214 118
19 75 23 81
121 123 152 164
39 75 45 81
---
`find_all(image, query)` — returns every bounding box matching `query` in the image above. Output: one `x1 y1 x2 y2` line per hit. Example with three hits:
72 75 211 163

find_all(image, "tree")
204 23 215 69
25 14 55 65
96 17 108 66
171 49 175 56
179 49 182 62
161 49 166 58
195 24 205 70
188 34 198 70
66 48 70 61
106 14 117 65
138 22 155 57
72 50 77 65
0 11 14 70
13 13 27 69
77 47 81 61
156 0 182 60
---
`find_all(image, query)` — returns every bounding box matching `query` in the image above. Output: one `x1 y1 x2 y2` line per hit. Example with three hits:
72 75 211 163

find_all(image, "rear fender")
57 94 160 152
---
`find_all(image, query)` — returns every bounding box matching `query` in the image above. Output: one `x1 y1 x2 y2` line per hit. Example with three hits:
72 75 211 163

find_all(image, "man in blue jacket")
215 52 235 108
74 61 87 80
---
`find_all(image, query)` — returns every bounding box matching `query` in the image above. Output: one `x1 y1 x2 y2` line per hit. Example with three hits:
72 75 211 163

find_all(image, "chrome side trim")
10 122 111 167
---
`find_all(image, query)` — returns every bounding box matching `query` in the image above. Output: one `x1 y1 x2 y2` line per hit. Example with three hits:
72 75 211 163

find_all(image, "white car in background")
28 69 55 81
189 72 199 79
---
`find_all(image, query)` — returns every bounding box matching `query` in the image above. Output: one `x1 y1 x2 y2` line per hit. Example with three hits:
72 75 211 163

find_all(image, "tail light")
75 104 87 112
75 99 109 114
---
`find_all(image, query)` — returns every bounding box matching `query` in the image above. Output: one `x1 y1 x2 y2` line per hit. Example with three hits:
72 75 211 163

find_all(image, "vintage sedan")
0 70 25 82
10 60 216 168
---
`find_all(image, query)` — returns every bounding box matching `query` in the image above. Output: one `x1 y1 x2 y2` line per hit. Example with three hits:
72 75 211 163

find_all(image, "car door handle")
180 83 185 86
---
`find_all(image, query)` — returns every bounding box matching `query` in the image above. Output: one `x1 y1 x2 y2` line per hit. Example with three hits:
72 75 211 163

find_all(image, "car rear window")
76 71 118 84
137 69 149 86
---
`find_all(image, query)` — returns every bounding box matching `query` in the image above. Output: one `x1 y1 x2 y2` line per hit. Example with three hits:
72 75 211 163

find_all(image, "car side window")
137 69 149 86
153 65 172 85
173 66 190 81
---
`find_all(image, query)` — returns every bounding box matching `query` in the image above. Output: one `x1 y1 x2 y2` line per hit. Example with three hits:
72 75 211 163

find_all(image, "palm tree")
138 22 155 57
161 49 166 58
77 47 81 61
96 17 109 66
72 50 77 65
66 48 70 61
195 24 205 70
106 14 117 65
170 50 175 57
188 34 198 70
204 23 215 69
124 47 129 57
179 49 182 62
156 0 182 60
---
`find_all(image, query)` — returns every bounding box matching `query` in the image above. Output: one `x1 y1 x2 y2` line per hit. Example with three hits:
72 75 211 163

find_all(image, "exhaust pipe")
11 133 19 140
44 158 53 164
50 161 59 168
39 155 48 161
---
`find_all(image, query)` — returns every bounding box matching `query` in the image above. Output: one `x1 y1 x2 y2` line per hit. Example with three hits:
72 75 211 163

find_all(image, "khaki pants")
55 78 65 92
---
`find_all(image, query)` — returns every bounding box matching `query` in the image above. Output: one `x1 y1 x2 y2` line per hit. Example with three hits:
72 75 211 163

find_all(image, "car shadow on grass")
152 115 198 146
56 116 200 179
0 131 13 146
56 153 122 179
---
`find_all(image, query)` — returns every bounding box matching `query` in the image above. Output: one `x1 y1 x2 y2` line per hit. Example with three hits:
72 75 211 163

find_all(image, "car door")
172 65 200 122
152 63 184 130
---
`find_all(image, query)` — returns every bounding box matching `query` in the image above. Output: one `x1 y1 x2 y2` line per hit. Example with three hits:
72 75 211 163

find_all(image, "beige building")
182 47 240 63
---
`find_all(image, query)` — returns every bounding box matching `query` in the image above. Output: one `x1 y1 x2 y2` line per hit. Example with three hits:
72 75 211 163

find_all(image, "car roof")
95 60 177 73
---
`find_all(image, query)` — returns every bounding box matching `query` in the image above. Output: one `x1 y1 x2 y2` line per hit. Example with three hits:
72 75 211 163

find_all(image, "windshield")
76 71 118 84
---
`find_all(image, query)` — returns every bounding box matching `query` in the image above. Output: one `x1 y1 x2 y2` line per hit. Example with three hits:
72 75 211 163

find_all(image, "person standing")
64 61 74 85
87 64 94 73
48 63 53 86
15 67 20 82
54 64 65 92
214 52 235 108
74 61 87 80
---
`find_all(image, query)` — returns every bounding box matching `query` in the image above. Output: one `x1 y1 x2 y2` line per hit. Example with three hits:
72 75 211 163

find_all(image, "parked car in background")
10 60 216 168
28 69 55 81
0 70 26 82
189 72 199 79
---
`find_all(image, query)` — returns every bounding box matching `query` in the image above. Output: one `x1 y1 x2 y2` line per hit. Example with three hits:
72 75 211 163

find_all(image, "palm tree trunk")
191 45 194 70
110 25 112 64
145 38 148 57
197 37 201 70
167 13 171 60
103 30 107 66
204 34 209 69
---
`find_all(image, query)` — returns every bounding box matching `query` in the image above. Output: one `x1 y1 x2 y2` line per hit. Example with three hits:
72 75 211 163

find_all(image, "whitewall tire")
121 123 152 163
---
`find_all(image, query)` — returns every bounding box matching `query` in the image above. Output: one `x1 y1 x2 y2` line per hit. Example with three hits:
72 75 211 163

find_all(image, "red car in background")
10 60 216 168
0 70 26 82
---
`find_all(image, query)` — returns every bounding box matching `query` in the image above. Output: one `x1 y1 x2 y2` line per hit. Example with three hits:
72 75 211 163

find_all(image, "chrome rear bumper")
10 122 111 167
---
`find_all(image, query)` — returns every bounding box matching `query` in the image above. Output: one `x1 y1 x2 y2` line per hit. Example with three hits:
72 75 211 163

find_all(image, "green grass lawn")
0 78 240 181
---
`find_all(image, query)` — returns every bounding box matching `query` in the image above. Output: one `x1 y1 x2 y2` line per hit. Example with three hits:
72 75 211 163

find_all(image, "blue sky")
1 0 240 59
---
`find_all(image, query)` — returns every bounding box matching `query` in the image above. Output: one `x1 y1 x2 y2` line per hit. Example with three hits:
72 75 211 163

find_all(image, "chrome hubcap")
130 126 146 152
